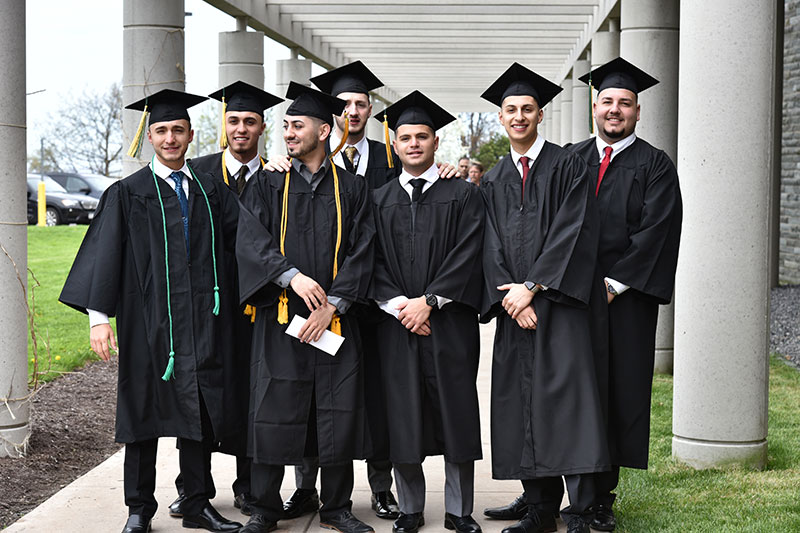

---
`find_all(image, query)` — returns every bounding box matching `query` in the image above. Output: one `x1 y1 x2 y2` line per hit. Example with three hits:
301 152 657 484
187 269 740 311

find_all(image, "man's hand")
515 305 538 330
297 303 337 343
90 323 118 361
397 296 433 336
436 162 459 179
605 280 616 304
290 273 327 312
264 154 292 173
498 283 534 319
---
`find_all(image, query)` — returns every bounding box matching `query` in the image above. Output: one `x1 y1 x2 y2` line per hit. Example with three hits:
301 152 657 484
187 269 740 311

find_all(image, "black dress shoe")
589 504 616 531
182 503 243 531
122 514 152 533
566 516 589 533
483 494 528 520
500 510 557 533
283 488 320 519
371 490 400 519
444 512 482 533
239 513 278 533
234 493 254 516
169 493 186 517
320 510 375 533
392 512 424 533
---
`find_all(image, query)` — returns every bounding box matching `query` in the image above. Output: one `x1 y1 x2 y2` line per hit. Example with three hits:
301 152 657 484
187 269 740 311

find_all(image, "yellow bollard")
37 180 46 227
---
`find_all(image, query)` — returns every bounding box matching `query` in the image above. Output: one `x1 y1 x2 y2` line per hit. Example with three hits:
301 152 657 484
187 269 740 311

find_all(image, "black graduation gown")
236 163 375 466
567 137 682 469
59 165 241 445
481 143 610 479
188 151 260 456
370 177 484 465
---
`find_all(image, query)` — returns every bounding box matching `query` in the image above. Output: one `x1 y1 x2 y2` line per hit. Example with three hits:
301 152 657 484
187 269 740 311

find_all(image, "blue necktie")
169 171 190 262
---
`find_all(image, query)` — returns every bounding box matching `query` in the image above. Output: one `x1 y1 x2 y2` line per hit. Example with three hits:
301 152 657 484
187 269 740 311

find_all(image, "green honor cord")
150 156 220 382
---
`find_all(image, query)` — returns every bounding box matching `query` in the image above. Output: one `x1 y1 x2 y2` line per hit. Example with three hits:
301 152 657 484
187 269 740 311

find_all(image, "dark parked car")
27 175 98 226
47 172 117 199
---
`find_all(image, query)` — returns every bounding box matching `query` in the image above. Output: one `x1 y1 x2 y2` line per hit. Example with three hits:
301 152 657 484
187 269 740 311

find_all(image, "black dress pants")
522 474 596 522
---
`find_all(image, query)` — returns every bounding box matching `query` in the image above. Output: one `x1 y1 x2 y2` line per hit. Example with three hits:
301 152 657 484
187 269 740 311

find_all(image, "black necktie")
236 165 247 195
410 178 426 227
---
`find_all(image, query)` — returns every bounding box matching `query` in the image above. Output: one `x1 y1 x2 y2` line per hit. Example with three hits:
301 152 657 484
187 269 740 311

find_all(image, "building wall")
781 0 800 283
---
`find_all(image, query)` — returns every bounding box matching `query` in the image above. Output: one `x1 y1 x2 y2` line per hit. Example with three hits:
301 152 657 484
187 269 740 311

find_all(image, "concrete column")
621 0 680 374
367 99 386 142
0 0 30 458
559 77 572 145
218 25 265 154
571 58 592 143
122 0 185 176
270 52 312 155
672 0 776 469
591 19 620 135
550 93 562 146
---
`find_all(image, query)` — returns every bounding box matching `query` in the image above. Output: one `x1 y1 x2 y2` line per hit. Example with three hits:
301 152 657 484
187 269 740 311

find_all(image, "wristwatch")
523 281 541 294
606 282 618 296
425 293 438 308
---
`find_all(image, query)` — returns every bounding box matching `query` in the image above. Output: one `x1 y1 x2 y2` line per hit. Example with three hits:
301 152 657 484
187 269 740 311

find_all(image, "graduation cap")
374 90 456 132
208 81 283 148
125 89 207 158
310 60 384 97
481 62 562 108
579 57 659 94
284 81 347 127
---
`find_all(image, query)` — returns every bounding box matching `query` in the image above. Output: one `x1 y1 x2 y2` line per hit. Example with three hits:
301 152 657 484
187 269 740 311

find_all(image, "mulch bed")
0 358 119 528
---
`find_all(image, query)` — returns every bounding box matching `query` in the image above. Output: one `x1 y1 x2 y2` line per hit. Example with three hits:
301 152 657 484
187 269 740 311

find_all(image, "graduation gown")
236 163 375 466
481 143 609 479
567 137 682 469
371 177 484 464
188 151 261 456
59 164 242 445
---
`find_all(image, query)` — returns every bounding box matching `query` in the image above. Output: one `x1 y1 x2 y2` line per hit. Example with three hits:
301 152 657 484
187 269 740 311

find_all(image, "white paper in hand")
285 315 345 356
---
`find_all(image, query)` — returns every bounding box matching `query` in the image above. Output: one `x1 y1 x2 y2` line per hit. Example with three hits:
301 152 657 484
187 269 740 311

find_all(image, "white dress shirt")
88 158 193 327
376 163 451 318
595 133 638 296
329 132 369 176
509 133 546 178
224 147 261 183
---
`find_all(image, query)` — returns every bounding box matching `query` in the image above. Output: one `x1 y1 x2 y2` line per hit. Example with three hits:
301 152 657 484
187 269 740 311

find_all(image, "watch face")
426 294 437 307
524 281 535 291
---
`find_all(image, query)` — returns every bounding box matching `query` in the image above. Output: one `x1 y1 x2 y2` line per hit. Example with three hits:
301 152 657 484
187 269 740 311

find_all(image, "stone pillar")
550 93 562 146
559 77 572 145
672 0 776 469
270 51 312 155
122 0 185 176
571 58 592 143
621 0 680 374
218 20 266 154
591 19 620 134
0 0 30 458
367 99 386 142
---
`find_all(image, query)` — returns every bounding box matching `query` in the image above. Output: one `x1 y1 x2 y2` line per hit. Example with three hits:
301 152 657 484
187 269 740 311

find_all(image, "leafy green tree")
474 133 510 172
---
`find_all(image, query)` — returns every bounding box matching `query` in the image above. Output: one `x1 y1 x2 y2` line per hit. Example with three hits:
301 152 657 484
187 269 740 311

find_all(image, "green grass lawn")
26 225 109 383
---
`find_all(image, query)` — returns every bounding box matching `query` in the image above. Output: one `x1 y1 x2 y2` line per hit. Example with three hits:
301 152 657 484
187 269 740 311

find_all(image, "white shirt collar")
510 134 546 174
329 132 369 174
224 147 261 180
151 156 191 181
595 132 637 162
399 163 439 188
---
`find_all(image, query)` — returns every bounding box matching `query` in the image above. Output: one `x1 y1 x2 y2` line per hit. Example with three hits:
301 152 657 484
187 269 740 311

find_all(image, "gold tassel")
330 314 341 335
219 96 228 149
330 112 349 158
383 115 393 168
126 105 148 158
278 290 288 324
244 304 256 323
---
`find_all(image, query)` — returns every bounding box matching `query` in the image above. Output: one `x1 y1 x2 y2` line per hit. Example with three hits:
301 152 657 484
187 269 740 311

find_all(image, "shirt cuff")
435 295 452 308
377 295 408 319
275 267 300 288
327 295 351 315
524 281 548 291
88 309 109 328
605 277 630 295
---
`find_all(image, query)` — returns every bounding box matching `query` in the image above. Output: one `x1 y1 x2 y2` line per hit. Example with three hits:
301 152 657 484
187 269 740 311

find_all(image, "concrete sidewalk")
6 323 572 533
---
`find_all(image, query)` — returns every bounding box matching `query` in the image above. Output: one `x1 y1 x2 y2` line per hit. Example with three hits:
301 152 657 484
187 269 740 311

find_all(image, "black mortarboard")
481 62 562 108
579 57 659 94
310 60 384 97
125 89 206 158
208 81 283 116
374 90 456 132
284 82 346 127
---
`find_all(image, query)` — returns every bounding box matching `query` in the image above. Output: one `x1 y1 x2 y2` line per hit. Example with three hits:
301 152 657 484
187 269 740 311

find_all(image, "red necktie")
520 156 530 193
596 146 613 196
